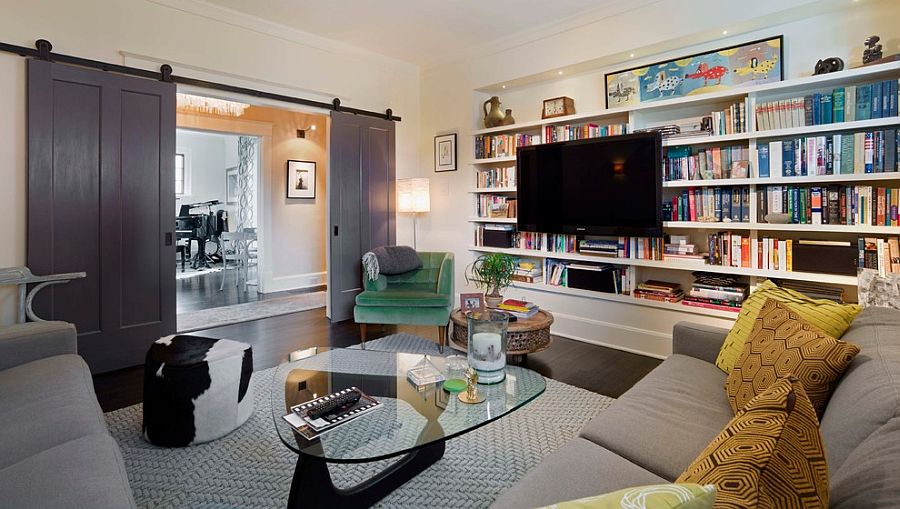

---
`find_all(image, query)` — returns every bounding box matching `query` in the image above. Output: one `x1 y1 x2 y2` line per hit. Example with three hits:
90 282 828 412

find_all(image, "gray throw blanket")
362 245 422 280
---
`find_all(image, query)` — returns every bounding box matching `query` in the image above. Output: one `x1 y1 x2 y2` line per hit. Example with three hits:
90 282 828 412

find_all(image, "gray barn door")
28 59 176 373
328 112 396 322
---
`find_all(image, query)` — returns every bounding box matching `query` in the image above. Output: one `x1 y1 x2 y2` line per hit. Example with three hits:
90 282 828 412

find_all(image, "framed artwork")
460 292 484 312
434 133 457 172
225 166 239 205
605 35 783 108
287 160 316 199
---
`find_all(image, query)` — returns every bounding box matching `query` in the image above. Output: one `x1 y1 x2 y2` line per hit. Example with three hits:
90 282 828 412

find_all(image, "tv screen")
516 132 662 237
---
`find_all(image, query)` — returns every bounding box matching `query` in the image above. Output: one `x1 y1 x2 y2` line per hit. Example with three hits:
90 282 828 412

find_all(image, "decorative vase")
501 109 515 125
484 294 503 308
482 96 506 128
466 309 508 384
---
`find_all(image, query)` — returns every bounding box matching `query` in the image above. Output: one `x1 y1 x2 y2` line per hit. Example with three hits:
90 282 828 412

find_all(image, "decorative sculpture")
458 367 486 404
814 57 844 75
863 35 883 65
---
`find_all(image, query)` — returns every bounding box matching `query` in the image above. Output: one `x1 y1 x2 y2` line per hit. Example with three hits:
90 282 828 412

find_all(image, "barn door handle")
333 225 339 236
164 232 173 246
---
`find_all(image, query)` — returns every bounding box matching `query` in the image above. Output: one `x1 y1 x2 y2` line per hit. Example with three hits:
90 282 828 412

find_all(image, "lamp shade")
397 178 431 213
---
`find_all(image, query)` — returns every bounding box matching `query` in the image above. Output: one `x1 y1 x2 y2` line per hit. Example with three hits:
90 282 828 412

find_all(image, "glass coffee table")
272 347 546 509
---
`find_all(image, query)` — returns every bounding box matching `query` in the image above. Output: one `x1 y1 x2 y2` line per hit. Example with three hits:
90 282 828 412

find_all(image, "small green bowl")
442 379 467 393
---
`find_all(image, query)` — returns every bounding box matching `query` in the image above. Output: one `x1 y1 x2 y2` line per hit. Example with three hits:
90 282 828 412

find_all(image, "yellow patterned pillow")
727 299 860 416
715 280 861 373
677 377 829 508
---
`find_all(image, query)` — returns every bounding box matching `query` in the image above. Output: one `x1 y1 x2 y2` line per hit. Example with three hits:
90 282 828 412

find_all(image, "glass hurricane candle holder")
466 309 508 384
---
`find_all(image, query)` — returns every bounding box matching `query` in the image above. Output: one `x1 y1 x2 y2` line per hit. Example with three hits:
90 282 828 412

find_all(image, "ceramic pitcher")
482 96 506 128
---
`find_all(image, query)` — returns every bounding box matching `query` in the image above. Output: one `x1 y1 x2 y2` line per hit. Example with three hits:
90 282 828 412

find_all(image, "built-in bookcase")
469 61 900 319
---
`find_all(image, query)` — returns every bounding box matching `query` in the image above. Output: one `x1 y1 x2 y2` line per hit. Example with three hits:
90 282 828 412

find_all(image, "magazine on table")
281 386 382 438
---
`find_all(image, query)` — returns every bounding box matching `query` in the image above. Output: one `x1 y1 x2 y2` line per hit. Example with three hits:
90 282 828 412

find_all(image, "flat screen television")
516 132 662 237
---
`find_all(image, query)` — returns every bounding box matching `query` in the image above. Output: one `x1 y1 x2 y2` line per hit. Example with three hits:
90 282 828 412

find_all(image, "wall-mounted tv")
516 132 662 237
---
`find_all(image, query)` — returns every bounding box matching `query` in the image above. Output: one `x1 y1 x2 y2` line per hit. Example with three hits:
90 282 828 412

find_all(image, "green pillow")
538 483 716 509
715 280 861 373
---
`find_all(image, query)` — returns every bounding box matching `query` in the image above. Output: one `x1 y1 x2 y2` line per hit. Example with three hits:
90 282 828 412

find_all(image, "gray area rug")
105 333 614 508
177 292 326 333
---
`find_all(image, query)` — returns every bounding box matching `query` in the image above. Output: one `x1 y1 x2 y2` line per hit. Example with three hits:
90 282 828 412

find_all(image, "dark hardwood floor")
175 268 325 313
93 307 661 412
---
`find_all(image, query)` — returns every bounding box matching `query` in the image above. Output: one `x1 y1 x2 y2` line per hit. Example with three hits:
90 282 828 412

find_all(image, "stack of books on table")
682 273 749 313
633 280 684 303
498 298 539 319
664 236 708 265
512 259 543 283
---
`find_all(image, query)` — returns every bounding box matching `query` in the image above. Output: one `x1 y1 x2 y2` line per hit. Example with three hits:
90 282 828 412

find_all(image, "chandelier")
176 93 250 117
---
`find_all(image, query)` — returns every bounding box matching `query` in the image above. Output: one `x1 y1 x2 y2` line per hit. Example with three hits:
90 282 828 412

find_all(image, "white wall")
417 0 900 356
176 130 230 213
0 0 420 325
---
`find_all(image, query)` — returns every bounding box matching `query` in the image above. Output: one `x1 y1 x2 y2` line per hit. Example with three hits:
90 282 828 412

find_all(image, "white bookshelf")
470 61 900 315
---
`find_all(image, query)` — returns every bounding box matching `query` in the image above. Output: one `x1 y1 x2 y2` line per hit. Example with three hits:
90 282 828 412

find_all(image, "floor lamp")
397 178 430 250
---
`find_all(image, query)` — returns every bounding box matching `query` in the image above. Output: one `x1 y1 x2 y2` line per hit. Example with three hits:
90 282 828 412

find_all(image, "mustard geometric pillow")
537 484 716 509
726 299 860 416
715 279 861 373
677 377 829 509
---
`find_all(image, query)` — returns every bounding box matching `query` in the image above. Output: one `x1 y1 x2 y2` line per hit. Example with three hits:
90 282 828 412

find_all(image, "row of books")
664 187 751 223
664 145 750 181
754 79 899 131
708 232 796 271
544 260 634 294
682 274 748 313
544 259 569 286
543 123 626 143
861 237 900 275
516 231 577 253
474 133 540 160
475 166 516 188
710 99 749 135
475 195 517 219
758 185 900 227
757 130 899 177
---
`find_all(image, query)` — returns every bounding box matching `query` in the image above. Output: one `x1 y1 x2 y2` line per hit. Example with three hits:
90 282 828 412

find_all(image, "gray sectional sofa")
0 321 136 509
493 306 900 508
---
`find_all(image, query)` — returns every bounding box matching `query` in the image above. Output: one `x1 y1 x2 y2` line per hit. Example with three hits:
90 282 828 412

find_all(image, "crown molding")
146 0 419 75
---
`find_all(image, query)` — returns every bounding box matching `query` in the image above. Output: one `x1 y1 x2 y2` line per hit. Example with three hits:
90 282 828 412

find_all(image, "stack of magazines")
282 387 382 439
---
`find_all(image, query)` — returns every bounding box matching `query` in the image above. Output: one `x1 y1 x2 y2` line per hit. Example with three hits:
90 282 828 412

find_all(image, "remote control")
306 389 362 420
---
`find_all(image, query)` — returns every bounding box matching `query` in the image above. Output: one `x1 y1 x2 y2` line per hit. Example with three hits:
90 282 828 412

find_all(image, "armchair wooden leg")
359 323 367 349
437 325 447 354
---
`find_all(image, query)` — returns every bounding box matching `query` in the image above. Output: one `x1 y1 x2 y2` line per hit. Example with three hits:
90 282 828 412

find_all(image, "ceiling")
199 0 625 67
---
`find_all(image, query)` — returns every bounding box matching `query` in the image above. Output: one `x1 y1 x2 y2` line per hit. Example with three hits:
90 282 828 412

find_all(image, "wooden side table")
450 308 553 363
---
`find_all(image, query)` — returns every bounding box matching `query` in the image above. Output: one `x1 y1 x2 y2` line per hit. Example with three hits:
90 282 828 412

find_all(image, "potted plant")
465 253 516 308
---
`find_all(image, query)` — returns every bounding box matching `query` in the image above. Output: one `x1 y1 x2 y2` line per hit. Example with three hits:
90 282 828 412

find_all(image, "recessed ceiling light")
629 53 635 58
558 70 563 75
722 30 728 35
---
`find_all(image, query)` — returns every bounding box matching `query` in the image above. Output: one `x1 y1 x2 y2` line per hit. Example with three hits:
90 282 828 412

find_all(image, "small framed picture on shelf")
434 133 457 172
460 292 484 312
287 160 316 199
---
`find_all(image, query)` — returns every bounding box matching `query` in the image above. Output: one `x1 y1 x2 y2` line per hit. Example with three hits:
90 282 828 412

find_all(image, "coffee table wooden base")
450 309 553 362
288 440 445 509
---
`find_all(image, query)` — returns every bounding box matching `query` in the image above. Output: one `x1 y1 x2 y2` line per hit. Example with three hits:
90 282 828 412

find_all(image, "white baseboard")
260 271 327 293
549 311 671 359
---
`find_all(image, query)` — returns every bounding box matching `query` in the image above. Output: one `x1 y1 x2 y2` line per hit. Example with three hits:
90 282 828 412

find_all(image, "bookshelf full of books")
470 61 900 324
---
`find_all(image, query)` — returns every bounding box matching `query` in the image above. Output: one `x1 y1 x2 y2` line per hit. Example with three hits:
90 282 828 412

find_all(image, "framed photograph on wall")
605 35 783 108
225 166 239 205
287 160 316 199
434 133 457 172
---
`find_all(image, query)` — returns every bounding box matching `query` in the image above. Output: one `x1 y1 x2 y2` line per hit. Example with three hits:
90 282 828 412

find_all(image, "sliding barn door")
28 59 176 373
328 112 396 322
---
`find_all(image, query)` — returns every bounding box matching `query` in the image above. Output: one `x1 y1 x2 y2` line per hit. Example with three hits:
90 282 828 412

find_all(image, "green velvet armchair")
353 252 454 352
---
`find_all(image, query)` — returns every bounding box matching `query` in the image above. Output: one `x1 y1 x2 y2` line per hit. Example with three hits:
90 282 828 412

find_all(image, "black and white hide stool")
143 335 254 446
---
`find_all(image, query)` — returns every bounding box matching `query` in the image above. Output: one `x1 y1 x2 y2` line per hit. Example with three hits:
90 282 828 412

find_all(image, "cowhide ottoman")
143 335 254 447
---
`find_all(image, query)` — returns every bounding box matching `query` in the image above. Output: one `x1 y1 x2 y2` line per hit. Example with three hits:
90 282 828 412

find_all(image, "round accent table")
450 308 553 364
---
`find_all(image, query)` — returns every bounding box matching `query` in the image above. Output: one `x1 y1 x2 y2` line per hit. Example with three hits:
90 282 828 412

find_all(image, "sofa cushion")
0 433 136 509
715 280 861 373
819 306 900 473
829 417 900 508
726 299 859 416
536 484 716 509
355 283 451 307
0 355 107 469
490 437 667 509
579 354 733 481
677 377 829 509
